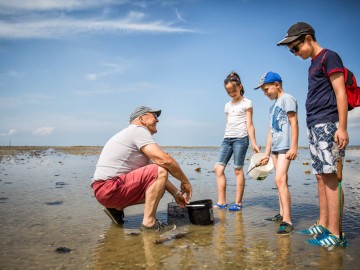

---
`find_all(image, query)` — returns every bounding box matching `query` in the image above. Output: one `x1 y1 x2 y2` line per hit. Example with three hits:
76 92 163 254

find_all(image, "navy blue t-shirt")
306 49 344 127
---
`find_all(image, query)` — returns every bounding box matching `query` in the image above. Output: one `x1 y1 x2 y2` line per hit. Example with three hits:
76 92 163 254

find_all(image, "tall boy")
254 71 299 235
277 22 349 247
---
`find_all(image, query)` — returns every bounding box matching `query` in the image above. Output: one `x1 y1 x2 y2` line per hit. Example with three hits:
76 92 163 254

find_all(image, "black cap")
277 22 315 46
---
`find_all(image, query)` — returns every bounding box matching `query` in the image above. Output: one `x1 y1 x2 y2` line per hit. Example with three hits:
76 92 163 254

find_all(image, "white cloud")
0 12 195 39
74 88 117 96
0 111 118 136
133 1 148 9
0 129 17 137
32 126 55 136
0 0 126 12
127 11 146 21
0 70 23 80
86 63 124 81
175 8 186 22
348 108 360 128
74 81 160 96
8 129 17 136
0 94 53 109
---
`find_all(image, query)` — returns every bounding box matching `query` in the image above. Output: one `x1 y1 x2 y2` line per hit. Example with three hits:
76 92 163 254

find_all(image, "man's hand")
175 193 187 208
180 182 192 202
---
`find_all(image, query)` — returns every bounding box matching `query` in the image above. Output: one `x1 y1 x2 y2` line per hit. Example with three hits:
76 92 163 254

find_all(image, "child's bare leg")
316 174 329 228
323 173 340 236
278 197 283 216
234 168 245 205
272 155 283 216
274 154 292 224
214 164 227 205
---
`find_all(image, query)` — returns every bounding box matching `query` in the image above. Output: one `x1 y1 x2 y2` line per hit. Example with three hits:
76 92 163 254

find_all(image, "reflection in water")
92 226 139 269
213 210 246 267
143 233 164 269
93 218 348 269
319 247 344 270
93 224 195 269
275 235 293 268
213 210 227 263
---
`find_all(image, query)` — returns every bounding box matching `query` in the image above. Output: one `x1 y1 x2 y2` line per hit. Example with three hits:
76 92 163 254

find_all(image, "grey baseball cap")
277 22 315 46
129 106 161 122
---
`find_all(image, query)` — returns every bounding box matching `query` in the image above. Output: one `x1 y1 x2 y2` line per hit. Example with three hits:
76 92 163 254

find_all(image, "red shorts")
91 164 158 208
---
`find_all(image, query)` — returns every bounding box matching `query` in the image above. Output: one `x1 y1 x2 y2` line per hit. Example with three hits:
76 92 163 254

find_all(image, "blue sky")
0 0 359 147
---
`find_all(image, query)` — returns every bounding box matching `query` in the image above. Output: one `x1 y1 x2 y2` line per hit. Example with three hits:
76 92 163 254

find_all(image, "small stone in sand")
55 247 72 253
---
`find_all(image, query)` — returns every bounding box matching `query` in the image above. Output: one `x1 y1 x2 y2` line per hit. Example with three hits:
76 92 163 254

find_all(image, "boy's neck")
276 90 284 99
311 42 323 59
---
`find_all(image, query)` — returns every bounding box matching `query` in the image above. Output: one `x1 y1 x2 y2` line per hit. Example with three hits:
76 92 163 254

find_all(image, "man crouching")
91 106 192 232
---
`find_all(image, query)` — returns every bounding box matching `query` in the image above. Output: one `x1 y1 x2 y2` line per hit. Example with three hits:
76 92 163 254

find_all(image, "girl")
214 72 260 211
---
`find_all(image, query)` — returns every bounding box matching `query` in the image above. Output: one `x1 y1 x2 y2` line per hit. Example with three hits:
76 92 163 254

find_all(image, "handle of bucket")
246 162 261 175
186 204 205 207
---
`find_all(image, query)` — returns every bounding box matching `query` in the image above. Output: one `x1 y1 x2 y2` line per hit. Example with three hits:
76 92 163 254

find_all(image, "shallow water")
0 148 360 269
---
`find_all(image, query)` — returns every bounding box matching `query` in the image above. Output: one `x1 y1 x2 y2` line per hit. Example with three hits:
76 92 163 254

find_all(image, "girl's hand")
252 144 260 153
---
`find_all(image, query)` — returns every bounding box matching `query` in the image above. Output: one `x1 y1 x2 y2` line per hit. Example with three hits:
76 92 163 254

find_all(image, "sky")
0 0 360 147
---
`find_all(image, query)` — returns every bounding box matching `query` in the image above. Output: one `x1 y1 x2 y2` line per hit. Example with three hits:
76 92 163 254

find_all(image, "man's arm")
141 143 192 199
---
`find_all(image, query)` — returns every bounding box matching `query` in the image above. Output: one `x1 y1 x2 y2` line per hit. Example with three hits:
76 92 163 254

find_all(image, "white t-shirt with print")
269 93 297 151
224 97 253 138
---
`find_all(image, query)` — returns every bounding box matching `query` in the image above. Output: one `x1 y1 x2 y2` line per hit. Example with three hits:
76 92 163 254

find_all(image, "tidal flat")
0 146 359 269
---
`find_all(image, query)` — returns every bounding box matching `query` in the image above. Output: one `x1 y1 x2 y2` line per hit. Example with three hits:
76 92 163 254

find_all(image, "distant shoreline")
1 145 360 157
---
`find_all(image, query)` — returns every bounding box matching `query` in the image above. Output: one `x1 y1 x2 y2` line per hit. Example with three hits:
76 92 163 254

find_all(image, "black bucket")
167 202 190 225
187 199 214 225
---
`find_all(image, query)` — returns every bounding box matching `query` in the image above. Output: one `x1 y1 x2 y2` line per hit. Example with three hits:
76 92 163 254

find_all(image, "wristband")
174 191 181 198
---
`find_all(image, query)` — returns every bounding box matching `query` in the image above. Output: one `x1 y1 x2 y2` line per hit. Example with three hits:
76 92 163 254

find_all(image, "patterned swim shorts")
307 123 345 174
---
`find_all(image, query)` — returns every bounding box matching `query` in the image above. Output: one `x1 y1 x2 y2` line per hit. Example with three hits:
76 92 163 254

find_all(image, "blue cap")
254 72 282 89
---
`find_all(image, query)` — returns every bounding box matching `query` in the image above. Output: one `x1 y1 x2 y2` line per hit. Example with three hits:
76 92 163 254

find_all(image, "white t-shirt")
92 124 156 181
224 97 253 138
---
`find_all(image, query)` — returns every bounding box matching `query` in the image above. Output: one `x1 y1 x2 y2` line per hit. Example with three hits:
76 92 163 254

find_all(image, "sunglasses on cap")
289 36 306 54
144 112 158 120
224 75 241 85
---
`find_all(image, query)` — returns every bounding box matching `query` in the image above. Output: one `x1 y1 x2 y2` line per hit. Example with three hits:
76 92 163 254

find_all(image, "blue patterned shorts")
307 123 345 174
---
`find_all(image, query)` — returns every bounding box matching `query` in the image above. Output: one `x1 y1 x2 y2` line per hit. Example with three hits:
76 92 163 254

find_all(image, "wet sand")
0 147 360 269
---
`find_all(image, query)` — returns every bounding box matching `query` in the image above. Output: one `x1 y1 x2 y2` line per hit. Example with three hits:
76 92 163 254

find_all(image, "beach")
0 146 360 270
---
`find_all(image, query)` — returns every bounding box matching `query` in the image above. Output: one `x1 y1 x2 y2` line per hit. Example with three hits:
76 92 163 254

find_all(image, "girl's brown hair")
224 71 245 95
